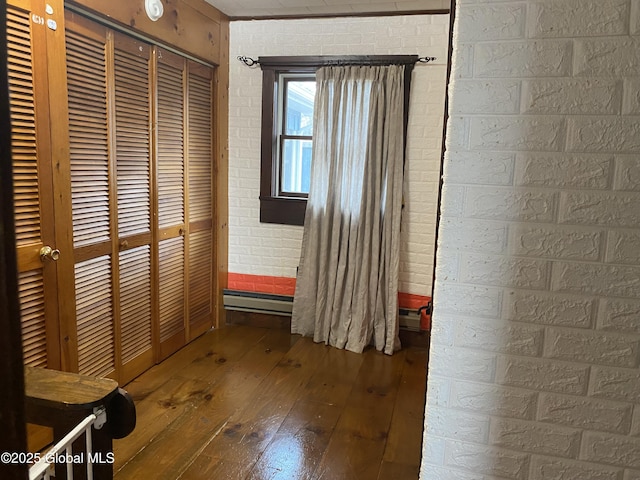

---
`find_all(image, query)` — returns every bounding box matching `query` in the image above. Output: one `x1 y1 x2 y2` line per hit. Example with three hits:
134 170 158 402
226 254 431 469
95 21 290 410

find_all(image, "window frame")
277 74 315 198
259 55 417 226
260 59 316 226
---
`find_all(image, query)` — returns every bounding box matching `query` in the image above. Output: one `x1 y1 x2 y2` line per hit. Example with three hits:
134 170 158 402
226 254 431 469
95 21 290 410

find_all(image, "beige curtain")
291 64 407 355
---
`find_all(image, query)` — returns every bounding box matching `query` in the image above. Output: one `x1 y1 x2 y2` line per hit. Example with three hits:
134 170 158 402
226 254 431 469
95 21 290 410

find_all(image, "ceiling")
204 0 450 19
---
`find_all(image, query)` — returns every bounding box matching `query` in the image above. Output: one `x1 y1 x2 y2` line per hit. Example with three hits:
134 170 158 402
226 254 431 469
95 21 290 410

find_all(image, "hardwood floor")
113 325 428 480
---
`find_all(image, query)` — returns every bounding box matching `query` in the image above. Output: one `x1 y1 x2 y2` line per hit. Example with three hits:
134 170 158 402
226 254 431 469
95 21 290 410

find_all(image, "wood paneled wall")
66 0 227 66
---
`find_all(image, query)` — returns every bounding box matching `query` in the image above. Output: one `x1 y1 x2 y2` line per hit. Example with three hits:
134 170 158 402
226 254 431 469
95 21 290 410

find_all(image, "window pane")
285 81 315 136
282 138 312 194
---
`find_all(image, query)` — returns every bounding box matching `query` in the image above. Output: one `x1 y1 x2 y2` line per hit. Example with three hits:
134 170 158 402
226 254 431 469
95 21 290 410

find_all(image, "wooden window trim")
260 66 313 226
259 55 417 226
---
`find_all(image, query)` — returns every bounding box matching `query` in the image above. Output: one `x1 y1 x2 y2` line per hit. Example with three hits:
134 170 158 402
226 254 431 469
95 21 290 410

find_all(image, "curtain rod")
237 55 437 68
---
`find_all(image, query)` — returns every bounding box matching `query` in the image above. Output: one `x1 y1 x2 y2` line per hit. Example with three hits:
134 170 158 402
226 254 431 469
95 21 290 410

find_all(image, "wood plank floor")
113 325 428 480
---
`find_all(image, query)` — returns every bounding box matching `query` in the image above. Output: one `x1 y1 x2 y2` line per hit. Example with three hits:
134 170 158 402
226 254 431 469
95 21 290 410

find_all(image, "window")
259 55 416 226
278 75 315 196
260 58 318 226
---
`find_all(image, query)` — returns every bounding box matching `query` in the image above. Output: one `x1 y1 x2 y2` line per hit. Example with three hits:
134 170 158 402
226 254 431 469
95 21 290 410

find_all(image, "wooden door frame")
46 0 79 373
0 0 29 476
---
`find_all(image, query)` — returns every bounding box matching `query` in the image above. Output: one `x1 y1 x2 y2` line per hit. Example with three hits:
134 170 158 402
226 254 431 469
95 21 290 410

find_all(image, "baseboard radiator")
223 289 421 332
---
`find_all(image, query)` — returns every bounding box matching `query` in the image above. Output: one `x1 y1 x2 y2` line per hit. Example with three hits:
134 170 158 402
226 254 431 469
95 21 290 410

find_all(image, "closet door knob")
40 246 60 262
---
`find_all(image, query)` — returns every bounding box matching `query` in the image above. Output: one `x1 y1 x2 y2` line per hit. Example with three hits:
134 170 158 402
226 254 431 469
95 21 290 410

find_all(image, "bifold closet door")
113 32 154 383
186 62 214 341
156 48 187 360
65 16 115 379
156 53 216 356
65 11 215 380
65 13 154 383
7 0 61 369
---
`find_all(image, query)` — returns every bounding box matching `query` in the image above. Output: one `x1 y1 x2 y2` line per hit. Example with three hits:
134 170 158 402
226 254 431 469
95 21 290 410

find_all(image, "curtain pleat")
291 64 406 355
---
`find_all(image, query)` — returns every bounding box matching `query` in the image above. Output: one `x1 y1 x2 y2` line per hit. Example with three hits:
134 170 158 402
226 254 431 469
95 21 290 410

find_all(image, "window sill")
259 196 306 226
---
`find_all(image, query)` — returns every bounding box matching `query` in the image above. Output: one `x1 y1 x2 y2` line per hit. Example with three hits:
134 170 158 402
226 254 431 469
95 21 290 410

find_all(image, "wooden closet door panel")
75 255 114 377
119 245 152 382
66 23 110 251
114 34 151 240
156 49 187 358
188 229 212 335
17 272 47 367
157 50 185 231
158 236 185 359
187 62 214 339
187 63 213 224
113 32 153 382
65 15 116 378
7 0 60 368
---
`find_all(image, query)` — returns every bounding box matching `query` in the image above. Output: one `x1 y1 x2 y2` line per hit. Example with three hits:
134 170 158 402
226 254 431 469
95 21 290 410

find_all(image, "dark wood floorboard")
113 325 428 480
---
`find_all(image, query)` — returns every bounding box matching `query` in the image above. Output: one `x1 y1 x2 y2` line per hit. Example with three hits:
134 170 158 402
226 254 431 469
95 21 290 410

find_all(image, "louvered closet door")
65 12 215 381
66 14 154 384
187 62 214 340
113 32 153 383
156 48 187 360
65 15 115 379
7 0 60 369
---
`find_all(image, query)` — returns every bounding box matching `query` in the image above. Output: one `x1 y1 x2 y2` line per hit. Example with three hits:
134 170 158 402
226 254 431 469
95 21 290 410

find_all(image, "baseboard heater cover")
223 289 421 331
223 289 293 316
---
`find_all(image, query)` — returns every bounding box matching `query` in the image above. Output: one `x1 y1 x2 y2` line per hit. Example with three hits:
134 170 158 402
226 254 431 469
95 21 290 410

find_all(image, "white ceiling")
204 0 450 19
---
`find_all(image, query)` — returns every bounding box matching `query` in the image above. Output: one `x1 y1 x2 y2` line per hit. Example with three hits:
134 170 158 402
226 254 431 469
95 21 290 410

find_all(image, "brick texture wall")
228 15 449 297
422 0 640 478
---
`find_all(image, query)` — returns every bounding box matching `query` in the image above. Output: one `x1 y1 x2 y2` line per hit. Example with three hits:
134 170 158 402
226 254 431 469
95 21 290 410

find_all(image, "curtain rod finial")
418 56 437 64
238 56 259 67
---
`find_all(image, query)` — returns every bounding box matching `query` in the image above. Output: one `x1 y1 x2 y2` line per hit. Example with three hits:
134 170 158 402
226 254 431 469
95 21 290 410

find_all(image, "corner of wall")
423 1 640 478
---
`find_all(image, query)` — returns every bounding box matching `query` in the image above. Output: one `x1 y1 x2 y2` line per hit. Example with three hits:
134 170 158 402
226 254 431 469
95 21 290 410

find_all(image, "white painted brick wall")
528 0 630 38
521 79 623 115
583 432 640 468
445 440 530 479
444 151 515 185
465 188 558 222
455 317 544 356
228 15 449 294
529 456 623 480
509 225 604 261
590 366 640 403
474 41 573 78
626 469 640 480
615 155 640 191
504 290 596 328
567 117 640 152
574 38 640 77
422 0 640 478
598 298 640 334
489 418 582 458
514 153 612 189
623 79 640 114
495 356 590 395
538 393 634 434
426 405 491 443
